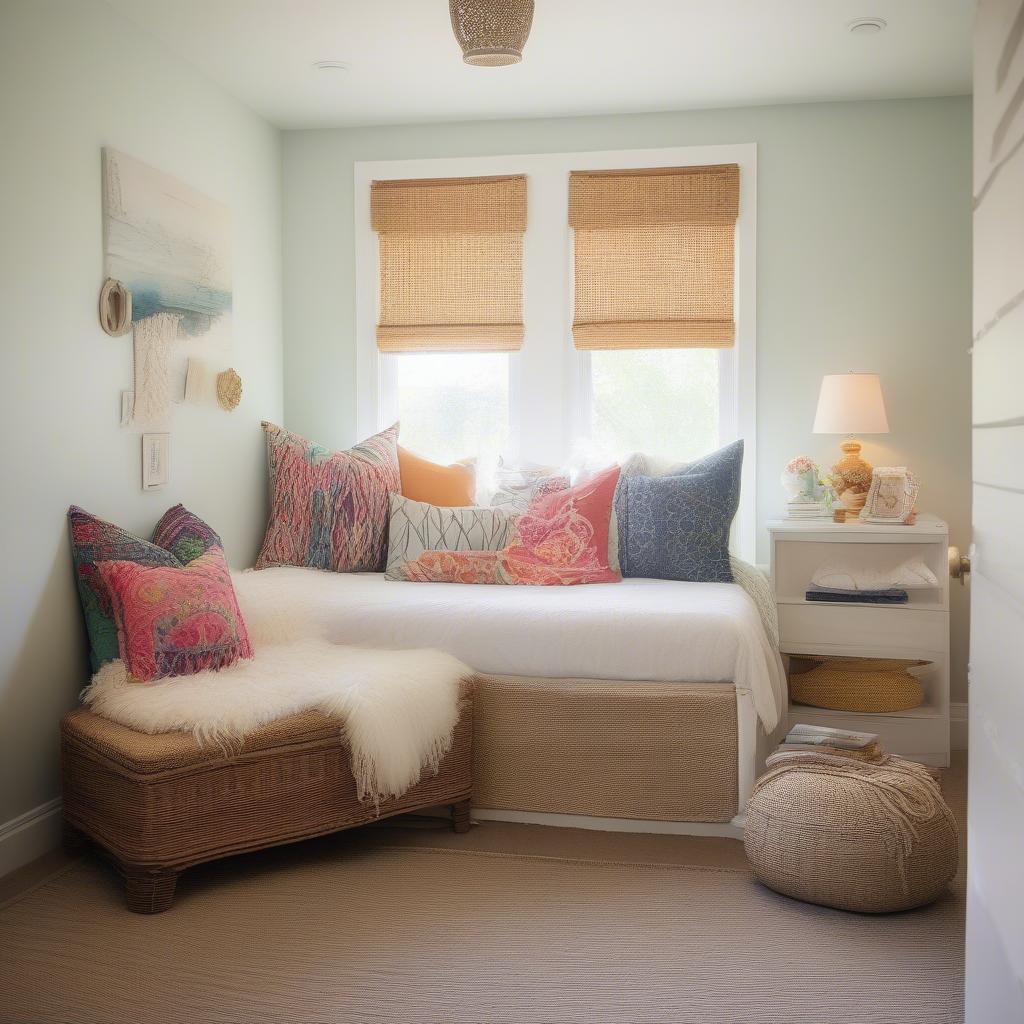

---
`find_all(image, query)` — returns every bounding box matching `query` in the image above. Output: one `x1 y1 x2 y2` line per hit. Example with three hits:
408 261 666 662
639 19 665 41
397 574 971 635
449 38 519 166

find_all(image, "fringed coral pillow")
96 546 253 682
400 465 621 586
256 422 400 573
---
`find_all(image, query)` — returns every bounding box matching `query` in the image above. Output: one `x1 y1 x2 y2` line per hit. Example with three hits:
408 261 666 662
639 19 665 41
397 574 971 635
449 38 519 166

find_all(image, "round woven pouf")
744 753 959 913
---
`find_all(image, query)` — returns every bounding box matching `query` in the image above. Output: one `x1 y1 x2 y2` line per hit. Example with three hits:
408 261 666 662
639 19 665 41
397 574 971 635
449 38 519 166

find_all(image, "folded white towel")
811 559 938 591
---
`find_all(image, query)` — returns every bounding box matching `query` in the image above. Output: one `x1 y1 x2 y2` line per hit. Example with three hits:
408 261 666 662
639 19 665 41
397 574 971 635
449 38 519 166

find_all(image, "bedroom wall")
281 97 972 704
0 0 283 869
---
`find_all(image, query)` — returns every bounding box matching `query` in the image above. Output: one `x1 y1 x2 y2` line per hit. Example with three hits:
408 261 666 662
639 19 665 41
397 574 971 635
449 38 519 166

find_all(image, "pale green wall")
0 0 283 834
282 96 972 700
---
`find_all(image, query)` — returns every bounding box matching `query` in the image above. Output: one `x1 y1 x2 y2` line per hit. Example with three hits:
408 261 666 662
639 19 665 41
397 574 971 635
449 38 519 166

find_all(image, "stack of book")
805 584 908 604
769 723 886 764
784 501 831 520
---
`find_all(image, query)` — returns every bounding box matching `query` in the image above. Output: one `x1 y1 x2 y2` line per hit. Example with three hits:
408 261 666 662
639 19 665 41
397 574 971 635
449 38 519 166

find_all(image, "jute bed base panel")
61 697 473 914
471 676 739 823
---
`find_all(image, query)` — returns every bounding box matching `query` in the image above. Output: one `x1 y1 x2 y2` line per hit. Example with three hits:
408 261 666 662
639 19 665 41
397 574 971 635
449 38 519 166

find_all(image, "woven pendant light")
449 0 534 66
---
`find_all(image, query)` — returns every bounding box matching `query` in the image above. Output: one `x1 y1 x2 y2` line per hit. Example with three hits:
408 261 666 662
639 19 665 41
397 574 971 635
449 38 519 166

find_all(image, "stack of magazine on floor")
771 724 885 763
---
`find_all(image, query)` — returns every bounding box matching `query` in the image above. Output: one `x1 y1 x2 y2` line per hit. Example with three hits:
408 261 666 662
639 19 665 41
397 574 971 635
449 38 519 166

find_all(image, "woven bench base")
472 676 738 823
61 695 473 914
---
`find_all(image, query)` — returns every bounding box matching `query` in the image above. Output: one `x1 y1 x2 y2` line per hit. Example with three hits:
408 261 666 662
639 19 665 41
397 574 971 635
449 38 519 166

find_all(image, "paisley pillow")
68 506 180 671
401 464 621 586
152 504 223 565
96 546 253 682
256 422 400 573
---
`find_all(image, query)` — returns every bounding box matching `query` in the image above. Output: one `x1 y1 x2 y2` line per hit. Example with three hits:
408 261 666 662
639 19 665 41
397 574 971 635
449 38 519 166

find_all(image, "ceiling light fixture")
313 60 350 73
449 0 534 67
847 17 887 35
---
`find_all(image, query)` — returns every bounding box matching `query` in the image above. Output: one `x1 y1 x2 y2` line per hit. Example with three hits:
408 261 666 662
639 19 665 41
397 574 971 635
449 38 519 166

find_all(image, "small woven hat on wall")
789 656 927 713
744 753 958 914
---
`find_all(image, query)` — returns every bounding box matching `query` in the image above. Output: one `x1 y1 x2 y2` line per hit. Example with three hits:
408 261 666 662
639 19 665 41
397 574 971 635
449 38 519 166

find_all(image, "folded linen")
805 584 908 604
811 559 937 591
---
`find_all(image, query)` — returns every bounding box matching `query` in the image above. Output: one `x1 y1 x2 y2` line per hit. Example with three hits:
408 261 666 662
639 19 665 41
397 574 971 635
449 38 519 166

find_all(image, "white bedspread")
233 569 786 732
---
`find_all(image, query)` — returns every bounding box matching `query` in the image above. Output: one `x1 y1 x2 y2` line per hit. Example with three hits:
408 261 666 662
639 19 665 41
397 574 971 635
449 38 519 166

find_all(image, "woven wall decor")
216 368 242 411
99 278 132 336
789 656 928 713
449 0 534 66
745 752 958 913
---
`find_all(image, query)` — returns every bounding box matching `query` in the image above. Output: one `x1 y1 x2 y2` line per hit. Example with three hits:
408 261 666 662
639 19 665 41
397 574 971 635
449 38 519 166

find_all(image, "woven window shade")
371 175 526 352
569 164 740 350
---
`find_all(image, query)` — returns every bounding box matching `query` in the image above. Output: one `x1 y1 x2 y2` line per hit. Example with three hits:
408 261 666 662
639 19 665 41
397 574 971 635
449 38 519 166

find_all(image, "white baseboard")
951 701 968 751
0 798 63 879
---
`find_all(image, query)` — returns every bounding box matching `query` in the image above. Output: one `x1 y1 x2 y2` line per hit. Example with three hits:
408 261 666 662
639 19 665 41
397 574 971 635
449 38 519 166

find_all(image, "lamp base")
832 439 872 513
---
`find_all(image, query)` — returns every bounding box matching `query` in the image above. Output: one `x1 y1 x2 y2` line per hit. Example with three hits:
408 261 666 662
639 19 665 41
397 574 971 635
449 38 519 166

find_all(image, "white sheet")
233 569 786 733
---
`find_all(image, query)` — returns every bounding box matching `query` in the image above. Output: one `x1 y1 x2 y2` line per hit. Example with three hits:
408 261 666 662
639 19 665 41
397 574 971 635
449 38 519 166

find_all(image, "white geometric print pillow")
385 495 520 581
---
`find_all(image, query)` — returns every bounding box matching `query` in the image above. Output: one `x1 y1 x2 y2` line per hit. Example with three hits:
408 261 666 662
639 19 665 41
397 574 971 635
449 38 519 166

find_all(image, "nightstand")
767 514 950 767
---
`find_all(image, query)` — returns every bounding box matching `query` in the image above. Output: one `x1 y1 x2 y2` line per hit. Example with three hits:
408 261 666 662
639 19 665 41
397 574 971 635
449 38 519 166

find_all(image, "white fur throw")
83 640 469 805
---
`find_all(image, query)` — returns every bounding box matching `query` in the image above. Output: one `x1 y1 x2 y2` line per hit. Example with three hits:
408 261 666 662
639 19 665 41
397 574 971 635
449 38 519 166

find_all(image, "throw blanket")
84 640 469 805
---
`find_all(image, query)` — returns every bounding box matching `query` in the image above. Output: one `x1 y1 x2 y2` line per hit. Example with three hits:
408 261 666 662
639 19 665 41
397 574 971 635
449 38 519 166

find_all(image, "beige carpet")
0 839 963 1024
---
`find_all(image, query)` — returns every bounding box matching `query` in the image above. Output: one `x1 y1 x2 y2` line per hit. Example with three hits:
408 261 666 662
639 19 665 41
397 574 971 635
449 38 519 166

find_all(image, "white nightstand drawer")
778 602 947 654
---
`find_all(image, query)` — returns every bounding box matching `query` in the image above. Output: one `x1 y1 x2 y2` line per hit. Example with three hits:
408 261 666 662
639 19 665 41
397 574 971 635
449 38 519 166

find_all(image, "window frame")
354 143 757 558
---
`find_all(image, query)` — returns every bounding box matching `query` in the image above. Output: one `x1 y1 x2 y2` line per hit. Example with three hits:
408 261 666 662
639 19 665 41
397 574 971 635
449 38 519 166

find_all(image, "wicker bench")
61 693 473 913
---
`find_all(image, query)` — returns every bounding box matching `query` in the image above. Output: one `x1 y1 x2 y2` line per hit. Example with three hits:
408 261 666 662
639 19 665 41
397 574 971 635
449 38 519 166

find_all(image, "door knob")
948 546 971 585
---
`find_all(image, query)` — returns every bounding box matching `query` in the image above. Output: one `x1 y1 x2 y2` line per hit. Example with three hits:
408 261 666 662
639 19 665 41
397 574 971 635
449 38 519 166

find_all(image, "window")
586 348 721 464
355 144 755 556
387 351 510 465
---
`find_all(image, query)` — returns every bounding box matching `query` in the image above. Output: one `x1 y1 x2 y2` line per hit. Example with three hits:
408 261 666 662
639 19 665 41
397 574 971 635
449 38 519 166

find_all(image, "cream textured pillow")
385 495 520 581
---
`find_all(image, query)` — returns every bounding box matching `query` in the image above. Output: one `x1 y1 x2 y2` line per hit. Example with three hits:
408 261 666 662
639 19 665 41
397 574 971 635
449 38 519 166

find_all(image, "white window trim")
354 143 757 558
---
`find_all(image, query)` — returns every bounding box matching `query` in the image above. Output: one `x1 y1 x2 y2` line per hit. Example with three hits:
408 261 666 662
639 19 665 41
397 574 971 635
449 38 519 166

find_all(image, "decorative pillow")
618 440 743 583
68 506 180 670
398 447 475 507
386 495 519 580
152 504 223 565
489 463 571 513
401 465 621 586
96 546 253 682
256 422 400 573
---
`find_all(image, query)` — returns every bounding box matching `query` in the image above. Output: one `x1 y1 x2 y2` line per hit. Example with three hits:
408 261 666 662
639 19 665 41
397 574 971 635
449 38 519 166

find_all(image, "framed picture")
141 433 170 490
861 467 919 524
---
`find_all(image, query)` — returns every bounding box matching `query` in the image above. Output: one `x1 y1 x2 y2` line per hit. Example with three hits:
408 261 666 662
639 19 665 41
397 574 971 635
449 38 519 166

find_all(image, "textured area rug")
0 844 963 1024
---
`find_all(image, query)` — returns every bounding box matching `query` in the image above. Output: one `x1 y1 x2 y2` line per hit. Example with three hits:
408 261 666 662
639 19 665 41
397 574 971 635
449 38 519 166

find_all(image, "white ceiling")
105 0 973 129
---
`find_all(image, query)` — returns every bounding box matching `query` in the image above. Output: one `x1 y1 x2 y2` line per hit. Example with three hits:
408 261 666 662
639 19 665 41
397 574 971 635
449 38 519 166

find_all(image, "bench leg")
451 798 472 834
123 866 179 914
62 822 88 854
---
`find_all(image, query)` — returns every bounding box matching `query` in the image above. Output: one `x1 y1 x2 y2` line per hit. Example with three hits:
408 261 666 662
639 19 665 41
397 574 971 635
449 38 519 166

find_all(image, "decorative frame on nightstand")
768 514 950 767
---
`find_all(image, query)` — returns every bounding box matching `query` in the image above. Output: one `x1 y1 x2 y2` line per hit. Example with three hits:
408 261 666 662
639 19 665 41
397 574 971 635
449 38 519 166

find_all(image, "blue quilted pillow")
618 440 744 583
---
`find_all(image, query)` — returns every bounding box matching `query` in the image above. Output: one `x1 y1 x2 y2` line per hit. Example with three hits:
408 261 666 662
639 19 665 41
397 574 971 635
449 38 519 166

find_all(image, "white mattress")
232 568 786 732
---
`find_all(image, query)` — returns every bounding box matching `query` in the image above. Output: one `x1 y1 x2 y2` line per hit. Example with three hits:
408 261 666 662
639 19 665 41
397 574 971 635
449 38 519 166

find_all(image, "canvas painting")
103 148 232 339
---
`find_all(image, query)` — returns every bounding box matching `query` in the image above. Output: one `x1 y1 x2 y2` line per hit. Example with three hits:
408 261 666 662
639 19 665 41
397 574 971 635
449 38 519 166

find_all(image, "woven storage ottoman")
744 753 958 913
61 693 473 914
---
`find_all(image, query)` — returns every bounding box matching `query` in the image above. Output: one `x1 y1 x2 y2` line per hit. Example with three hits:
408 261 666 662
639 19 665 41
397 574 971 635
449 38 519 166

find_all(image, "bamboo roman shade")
569 164 740 349
371 175 526 352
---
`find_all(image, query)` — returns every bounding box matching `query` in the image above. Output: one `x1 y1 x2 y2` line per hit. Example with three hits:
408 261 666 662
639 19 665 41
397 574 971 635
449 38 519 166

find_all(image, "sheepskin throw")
84 640 468 804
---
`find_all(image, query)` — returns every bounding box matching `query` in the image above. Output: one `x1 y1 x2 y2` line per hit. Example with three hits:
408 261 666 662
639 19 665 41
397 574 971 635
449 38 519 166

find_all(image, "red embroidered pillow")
400 465 621 586
96 546 253 681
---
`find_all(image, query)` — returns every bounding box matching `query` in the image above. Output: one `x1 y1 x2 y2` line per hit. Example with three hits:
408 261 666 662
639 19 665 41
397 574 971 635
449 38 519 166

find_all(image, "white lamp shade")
812 372 890 435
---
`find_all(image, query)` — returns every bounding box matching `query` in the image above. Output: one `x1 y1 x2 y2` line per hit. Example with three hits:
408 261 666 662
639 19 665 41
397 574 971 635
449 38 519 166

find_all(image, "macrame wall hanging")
131 312 182 427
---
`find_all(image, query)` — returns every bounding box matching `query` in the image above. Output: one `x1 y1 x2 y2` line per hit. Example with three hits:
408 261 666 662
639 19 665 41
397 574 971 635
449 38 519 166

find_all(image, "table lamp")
812 372 890 516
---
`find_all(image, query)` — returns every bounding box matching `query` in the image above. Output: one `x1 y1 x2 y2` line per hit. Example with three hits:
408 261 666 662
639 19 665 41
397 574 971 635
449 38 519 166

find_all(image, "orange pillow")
398 447 476 507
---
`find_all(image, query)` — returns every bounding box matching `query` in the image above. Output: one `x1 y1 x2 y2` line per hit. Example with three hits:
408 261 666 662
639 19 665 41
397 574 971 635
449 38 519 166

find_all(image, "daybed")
232 568 788 835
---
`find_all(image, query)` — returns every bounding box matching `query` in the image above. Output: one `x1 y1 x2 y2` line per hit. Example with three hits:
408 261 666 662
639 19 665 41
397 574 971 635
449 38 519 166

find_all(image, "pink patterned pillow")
256 422 400 573
96 546 253 681
401 465 622 586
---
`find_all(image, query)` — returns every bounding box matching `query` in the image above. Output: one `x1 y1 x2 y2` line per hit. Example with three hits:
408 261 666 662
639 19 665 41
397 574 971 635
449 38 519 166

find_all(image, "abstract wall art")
102 148 232 340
